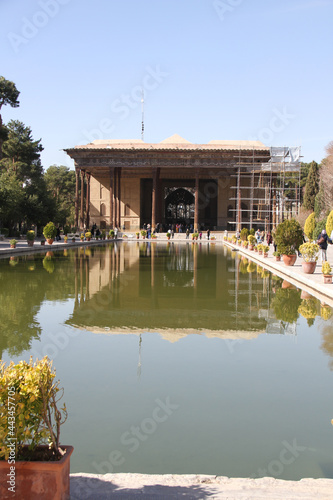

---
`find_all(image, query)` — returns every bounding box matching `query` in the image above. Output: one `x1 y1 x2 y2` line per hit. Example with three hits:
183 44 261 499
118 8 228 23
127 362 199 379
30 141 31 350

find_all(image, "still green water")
1 242 333 480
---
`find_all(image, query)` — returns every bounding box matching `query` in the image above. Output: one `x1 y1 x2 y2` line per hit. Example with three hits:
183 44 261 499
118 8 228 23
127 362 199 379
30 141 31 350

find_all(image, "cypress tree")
303 161 320 210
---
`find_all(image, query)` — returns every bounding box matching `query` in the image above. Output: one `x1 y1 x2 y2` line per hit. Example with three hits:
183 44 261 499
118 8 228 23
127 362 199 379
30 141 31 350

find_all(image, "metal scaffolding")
229 146 301 231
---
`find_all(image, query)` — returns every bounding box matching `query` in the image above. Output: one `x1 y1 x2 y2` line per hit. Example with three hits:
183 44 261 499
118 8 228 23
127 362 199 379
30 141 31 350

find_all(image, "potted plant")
43 222 57 245
257 243 263 255
101 229 106 240
247 234 256 250
0 356 73 500
40 238 45 246
64 235 68 243
9 239 17 249
299 242 319 274
26 230 35 247
136 232 140 239
85 231 92 241
109 229 115 239
322 261 332 284
71 237 75 243
274 219 303 266
273 251 281 261
141 230 147 239
254 245 258 252
262 245 269 257
80 233 84 241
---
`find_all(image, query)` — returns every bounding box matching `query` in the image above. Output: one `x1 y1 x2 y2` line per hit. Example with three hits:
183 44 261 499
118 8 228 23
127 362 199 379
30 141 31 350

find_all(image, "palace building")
65 134 301 231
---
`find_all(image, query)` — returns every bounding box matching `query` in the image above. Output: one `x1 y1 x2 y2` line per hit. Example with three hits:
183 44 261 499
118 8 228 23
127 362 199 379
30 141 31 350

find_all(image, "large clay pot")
0 445 73 500
323 274 333 284
46 238 54 245
302 261 316 274
282 254 297 266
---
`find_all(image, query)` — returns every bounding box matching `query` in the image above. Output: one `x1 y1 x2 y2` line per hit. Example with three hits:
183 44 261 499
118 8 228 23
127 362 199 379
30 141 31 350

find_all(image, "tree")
319 141 333 211
0 76 20 158
303 161 320 210
44 165 76 226
0 170 24 229
0 120 54 231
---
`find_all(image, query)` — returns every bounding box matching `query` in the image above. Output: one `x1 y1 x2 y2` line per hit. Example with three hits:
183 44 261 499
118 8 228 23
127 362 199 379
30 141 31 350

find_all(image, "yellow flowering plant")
0 356 68 461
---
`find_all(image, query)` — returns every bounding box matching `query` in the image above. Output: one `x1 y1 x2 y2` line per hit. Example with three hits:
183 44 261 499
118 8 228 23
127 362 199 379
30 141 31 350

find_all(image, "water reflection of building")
68 243 273 341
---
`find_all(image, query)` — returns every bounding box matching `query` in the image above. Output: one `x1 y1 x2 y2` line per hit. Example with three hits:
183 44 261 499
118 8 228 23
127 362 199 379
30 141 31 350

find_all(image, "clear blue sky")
1 0 332 170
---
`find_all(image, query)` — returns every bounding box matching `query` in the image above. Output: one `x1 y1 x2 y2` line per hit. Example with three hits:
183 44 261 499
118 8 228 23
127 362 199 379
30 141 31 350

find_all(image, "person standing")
207 228 210 240
317 229 332 262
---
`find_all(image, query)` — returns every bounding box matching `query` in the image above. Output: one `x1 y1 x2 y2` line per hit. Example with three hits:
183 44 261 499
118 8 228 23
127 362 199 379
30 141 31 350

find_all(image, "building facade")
65 134 300 231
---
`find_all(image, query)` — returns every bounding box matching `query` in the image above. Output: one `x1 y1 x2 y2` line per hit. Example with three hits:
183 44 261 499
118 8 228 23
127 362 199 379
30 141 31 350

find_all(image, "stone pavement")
70 473 333 499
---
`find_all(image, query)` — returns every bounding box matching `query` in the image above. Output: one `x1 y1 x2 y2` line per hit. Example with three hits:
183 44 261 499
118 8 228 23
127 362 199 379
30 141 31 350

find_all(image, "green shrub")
249 228 255 236
43 222 57 240
0 228 9 237
240 228 249 241
304 212 316 240
26 230 35 241
274 219 303 255
0 356 67 460
326 210 333 237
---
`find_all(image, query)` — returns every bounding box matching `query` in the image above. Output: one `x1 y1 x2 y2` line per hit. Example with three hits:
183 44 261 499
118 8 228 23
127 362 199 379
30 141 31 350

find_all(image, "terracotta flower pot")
302 261 316 274
275 256 281 261
248 245 254 251
10 245 16 249
258 250 263 255
263 252 268 258
0 445 73 500
41 241 45 246
46 239 54 245
27 240 34 247
323 274 332 284
282 254 297 266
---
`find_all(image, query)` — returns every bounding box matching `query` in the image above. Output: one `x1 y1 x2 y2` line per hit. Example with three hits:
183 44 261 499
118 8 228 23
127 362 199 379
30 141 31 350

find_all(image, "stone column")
118 167 121 227
75 168 79 229
80 170 85 229
109 167 114 228
114 168 118 228
152 168 157 229
194 169 199 231
86 172 91 229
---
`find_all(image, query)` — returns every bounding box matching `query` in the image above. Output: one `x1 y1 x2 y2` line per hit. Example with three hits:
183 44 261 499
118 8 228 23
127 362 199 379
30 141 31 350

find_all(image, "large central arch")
165 187 195 225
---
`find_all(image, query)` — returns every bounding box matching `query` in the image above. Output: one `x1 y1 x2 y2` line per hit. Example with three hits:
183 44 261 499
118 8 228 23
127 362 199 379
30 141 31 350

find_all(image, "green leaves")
0 356 67 460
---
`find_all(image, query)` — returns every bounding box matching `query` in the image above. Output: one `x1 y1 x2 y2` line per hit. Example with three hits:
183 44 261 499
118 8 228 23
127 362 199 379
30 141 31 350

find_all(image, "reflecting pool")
1 242 333 480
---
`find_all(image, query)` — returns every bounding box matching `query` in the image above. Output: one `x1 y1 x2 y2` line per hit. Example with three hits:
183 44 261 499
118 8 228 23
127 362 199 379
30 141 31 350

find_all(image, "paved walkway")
70 473 333 499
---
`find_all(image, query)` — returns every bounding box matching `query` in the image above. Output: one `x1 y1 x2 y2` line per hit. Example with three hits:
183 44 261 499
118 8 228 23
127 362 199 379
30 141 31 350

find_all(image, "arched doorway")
165 188 195 226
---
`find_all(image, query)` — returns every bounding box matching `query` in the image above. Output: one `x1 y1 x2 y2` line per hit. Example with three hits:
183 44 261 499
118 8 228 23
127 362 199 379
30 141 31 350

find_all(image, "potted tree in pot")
9 239 17 249
322 261 332 284
0 356 73 500
43 222 57 245
299 242 319 274
26 230 35 247
274 219 303 266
